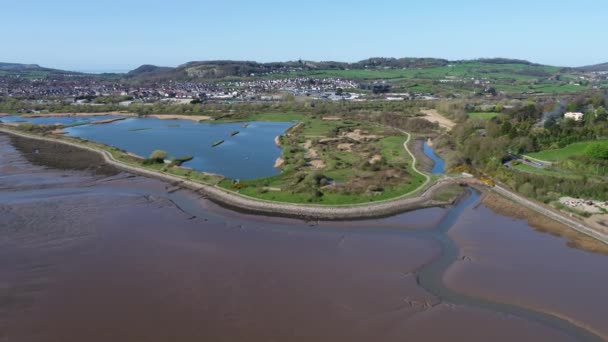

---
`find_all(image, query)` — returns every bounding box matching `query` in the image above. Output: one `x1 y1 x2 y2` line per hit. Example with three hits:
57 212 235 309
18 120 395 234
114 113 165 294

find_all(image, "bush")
586 143 608 160
149 150 168 163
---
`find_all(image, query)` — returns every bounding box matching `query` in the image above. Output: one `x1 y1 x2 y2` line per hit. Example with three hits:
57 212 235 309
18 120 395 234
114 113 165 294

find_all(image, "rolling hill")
575 62 608 72
0 62 82 78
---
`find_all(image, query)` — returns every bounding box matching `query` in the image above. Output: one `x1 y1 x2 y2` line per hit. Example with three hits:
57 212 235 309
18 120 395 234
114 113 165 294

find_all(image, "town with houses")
0 75 389 104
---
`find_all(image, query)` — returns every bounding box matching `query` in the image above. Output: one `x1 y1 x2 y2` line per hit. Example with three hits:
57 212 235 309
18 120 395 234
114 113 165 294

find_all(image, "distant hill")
0 62 46 70
125 58 453 82
2 57 593 83
474 58 536 65
575 62 608 72
126 64 173 78
0 62 82 78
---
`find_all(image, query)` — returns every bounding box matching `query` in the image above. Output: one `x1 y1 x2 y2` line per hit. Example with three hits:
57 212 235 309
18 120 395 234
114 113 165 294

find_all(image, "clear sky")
2 0 606 72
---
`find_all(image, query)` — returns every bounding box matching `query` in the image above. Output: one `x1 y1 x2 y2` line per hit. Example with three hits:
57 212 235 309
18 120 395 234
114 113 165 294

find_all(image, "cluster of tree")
360 84 392 94
497 167 608 202
143 150 167 165
437 91 608 201
378 113 439 133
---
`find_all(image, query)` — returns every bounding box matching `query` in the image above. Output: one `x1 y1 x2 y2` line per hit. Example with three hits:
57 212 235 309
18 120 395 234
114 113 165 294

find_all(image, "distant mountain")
575 62 608 72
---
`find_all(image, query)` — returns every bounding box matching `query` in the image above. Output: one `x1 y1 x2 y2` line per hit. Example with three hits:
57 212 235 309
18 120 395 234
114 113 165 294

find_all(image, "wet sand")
446 196 608 340
0 133 601 342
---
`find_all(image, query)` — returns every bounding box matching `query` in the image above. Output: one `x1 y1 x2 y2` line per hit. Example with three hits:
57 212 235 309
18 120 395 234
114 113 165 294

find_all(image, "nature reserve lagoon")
63 117 294 180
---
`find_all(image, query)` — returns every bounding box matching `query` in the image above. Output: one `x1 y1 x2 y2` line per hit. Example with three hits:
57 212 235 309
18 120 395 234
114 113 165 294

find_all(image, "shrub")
149 150 168 163
586 143 608 160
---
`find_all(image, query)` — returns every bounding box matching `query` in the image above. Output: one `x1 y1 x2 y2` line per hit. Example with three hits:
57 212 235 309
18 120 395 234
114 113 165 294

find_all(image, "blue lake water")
65 118 294 180
423 141 445 174
0 114 125 126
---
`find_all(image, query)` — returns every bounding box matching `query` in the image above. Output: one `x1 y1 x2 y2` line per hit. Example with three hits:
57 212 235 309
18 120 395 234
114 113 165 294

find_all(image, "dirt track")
420 109 456 130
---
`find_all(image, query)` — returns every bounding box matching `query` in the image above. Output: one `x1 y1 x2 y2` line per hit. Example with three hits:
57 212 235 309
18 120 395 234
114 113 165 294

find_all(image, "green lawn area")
468 112 499 119
301 119 358 137
379 136 408 164
527 140 607 161
512 163 582 180
220 169 427 205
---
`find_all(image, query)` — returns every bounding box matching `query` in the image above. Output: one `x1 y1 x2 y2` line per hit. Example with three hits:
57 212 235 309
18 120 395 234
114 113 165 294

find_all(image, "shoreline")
0 127 462 220
147 114 212 122
3 124 607 245
482 192 608 254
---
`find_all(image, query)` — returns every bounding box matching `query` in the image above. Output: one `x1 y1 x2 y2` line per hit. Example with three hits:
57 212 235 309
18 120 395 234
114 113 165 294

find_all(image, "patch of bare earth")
369 154 382 164
420 109 456 130
309 159 326 170
337 143 353 152
344 129 378 142
583 214 608 236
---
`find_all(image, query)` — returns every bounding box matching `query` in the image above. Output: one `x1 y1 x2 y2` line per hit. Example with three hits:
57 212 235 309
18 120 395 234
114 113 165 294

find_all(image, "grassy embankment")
50 134 225 184
511 163 582 180
512 140 608 183
527 141 605 161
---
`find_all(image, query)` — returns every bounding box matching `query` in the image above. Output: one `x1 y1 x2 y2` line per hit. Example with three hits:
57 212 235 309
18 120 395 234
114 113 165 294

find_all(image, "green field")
273 61 563 81
512 163 582 180
257 60 590 95
468 112 499 119
527 141 607 161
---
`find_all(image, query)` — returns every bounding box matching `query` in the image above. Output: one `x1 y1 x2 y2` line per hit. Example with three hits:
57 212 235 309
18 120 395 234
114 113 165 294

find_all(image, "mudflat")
445 196 608 340
0 133 600 342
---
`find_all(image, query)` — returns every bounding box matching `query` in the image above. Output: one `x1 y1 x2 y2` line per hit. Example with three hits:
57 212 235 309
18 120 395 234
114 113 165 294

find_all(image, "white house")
564 112 584 121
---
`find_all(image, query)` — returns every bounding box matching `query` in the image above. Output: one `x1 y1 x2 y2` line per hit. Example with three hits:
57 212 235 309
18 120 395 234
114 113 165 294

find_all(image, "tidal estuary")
1 133 608 342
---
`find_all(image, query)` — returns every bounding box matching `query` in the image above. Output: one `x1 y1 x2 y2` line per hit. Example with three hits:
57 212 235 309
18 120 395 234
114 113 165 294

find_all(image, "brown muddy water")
0 133 607 342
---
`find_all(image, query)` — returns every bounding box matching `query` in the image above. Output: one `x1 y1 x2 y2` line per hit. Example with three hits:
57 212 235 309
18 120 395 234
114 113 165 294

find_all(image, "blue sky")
2 0 606 71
